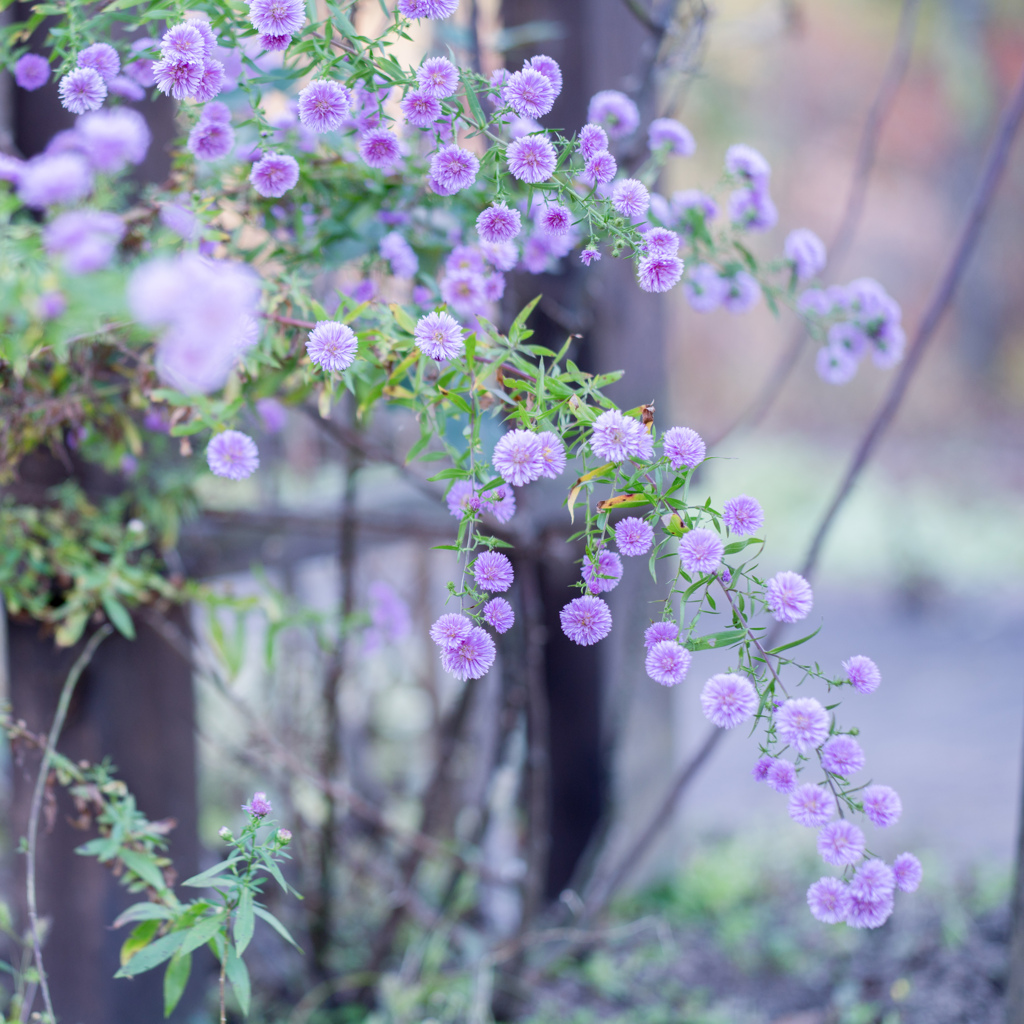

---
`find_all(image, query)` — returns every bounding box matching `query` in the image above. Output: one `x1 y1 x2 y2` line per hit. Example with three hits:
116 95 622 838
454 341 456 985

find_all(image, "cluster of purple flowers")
429 612 497 680
189 101 235 161
683 263 762 316
151 20 226 103
437 245 507 317
492 429 566 488
725 143 777 232
247 0 305 50
445 480 516 524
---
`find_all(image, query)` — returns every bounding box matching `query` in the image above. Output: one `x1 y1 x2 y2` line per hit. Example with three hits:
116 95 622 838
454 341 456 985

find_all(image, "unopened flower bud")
218 826 232 841
276 828 292 845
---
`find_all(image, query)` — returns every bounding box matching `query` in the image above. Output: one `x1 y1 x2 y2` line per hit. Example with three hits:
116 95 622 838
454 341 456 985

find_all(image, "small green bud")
218 826 232 842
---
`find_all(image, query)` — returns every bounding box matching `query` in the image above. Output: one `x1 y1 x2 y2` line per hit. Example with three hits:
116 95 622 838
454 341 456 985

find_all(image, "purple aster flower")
766 759 797 794
430 144 479 192
752 756 773 782
248 0 305 35
807 877 851 925
256 398 287 434
766 571 813 623
582 550 623 594
441 625 496 680
189 120 235 160
672 188 718 223
846 891 894 929
483 273 505 303
78 42 120 82
250 152 299 197
662 426 705 470
816 344 859 385
477 203 521 243
577 122 608 160
560 595 613 646
580 248 601 266
38 291 66 319
818 820 866 866
440 270 485 315
843 655 881 694
637 254 684 294
587 89 639 139
701 673 758 729
615 517 654 557
684 263 728 313
492 429 544 487
536 430 566 478
207 430 260 480
298 79 352 132
153 57 202 100
485 483 516 523
418 56 459 98
483 597 515 634
307 320 358 372
527 54 562 95
58 67 107 115
590 409 644 462
728 188 778 231
849 858 896 902
647 117 695 156
641 227 681 256
581 151 617 186
401 89 442 128
259 32 292 51
646 640 691 687
14 54 50 91
398 0 459 17
539 203 571 235
202 101 231 125
43 209 124 274
611 178 649 218
380 231 418 279
17 153 93 209
679 528 724 577
776 697 829 754
446 480 480 519
75 108 151 173
644 621 678 648
785 228 827 282
360 128 403 171
192 57 224 101
862 785 901 828
474 551 514 592
185 17 216 56
788 783 835 827
506 134 557 183
820 735 865 777
504 67 555 119
446 245 487 274
722 271 761 314
160 23 205 63
892 853 922 893
725 143 771 185
243 791 272 816
722 495 763 536
430 612 473 648
520 236 552 274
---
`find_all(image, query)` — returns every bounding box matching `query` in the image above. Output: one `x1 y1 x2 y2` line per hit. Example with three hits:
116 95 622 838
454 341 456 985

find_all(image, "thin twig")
801 60 1024 580
24 625 113 1024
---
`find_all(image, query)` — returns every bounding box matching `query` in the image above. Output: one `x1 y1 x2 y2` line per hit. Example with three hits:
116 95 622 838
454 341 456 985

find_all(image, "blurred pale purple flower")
587 89 639 139
701 673 757 729
862 785 901 827
766 570 813 623
766 759 797 794
644 621 678 649
380 232 418 279
581 151 617 186
807 877 850 924
207 430 260 480
648 118 695 156
430 144 478 192
788 783 835 827
76 108 151 172
14 54 50 91
363 580 411 652
401 90 441 128
250 153 299 196
684 264 728 313
785 228 827 282
729 187 777 231
775 696 829 753
892 853 922 893
189 120 235 160
78 42 120 82
430 612 473 648
820 735 865 776
818 820 866 866
846 891 894 929
43 209 124 274
725 143 770 185
153 57 202 100
722 271 761 314
18 152 93 208
578 123 608 160
722 495 763 536
582 550 623 594
849 858 896 902
360 128 403 171
843 654 881 694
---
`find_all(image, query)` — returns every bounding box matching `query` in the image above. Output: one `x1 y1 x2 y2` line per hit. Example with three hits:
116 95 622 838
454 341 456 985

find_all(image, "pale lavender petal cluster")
307 321 358 372
415 311 464 360
581 151 617 186
785 228 827 282
752 756 773 782
700 673 757 729
526 54 562 95
862 784 901 827
17 152 92 208
560 595 612 646
43 209 124 274
189 117 235 161
506 135 556 184
398 0 460 19
78 42 120 82
684 263 728 313
361 129 403 172
766 570 813 623
611 178 649 218
207 430 260 480
539 203 570 235
298 80 352 132
637 253 684 294
504 67 555 119
493 429 545 487
807 877 850 924
363 580 411 651
893 853 922 892
430 144 479 192
76 108 151 173
820 735 865 776
380 232 418 279
418 56 459 98
661 427 704 471
441 627 497 680
644 621 678 648
846 891 894 929
248 0 305 36
843 654 881 694
474 551 514 592
579 248 601 266
615 517 653 557
477 203 521 243
430 612 473 648
58 67 107 115
729 188 777 232
250 153 299 197
587 89 639 139
645 641 691 687
483 598 515 634
15 53 51 91
766 759 797 793
578 123 608 161
641 228 681 256
817 820 866 866
648 117 695 156
401 90 441 128
679 528 723 577
536 431 566 478
722 495 763 536
725 143 771 184
775 697 829 753
590 409 649 462
788 783 835 827
722 271 761 314
582 550 623 594
849 858 895 902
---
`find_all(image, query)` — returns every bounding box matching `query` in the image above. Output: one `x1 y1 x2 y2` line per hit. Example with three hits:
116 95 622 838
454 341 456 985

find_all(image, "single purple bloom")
256 397 287 433
846 891 894 929
728 187 778 232
788 783 835 827
485 483 516 524
560 595 613 646
307 320 358 372
38 291 66 319
820 735 865 777
192 59 226 103
185 17 216 56
14 54 50 91
725 143 770 185
582 549 623 594
615 517 654 557
506 134 556 183
766 759 797 794
645 640 691 687
477 203 521 243
402 89 441 128
536 430 566 478
207 430 260 480
398 0 459 17
78 42 120 82
807 877 851 925
843 655 881 694
818 820 866 866
578 123 609 160
474 551 514 592
684 263 728 313
722 270 761 314
446 245 487 274
785 228 827 282
644 621 678 648
849 858 896 902
483 597 515 634
493 429 545 487
870 321 906 368
259 32 292 51
250 152 299 197
360 128 403 171
430 144 479 192
892 853 922 893
722 494 763 536
504 67 555 120
160 23 205 63
107 75 145 101
189 120 234 160
637 254 684 293
580 248 601 266
700 673 757 729
17 153 93 209
590 409 646 463
248 0 305 35
539 203 570 235
752 756 773 782
430 612 473 648
776 697 829 754
581 151 617 186
76 108 151 173
440 270 486 315
441 625 496 680
380 231 418 279
446 480 479 519
418 56 459 98
647 117 695 156
641 227 681 256
799 288 834 316
366 580 411 648
587 89 639 139
58 67 107 115
672 188 718 223
153 56 202 100
527 54 562 95
679 528 723 577
243 791 272 817
662 425 705 470
862 784 902 828
766 570 813 623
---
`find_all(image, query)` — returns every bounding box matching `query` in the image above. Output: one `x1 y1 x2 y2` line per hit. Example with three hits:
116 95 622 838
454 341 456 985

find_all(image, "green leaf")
163 951 191 1018
118 847 166 891
113 902 176 930
685 629 746 652
388 302 418 335
120 919 161 967
253 906 303 952
177 913 225 957
115 930 187 978
508 295 541 343
463 81 487 127
234 889 255 956
767 626 822 655
182 855 241 888
722 537 762 555
225 943 251 1017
